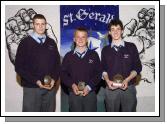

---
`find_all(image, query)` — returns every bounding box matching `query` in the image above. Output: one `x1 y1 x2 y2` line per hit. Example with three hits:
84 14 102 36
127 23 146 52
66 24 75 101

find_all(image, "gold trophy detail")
112 74 124 88
77 81 86 96
43 75 52 87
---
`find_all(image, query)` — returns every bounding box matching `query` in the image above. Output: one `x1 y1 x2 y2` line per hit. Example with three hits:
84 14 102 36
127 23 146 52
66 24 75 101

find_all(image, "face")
74 30 88 48
33 18 46 35
109 25 123 41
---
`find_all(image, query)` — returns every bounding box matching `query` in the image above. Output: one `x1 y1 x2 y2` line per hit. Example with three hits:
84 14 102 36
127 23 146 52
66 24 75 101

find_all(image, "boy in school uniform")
101 19 142 112
61 27 102 112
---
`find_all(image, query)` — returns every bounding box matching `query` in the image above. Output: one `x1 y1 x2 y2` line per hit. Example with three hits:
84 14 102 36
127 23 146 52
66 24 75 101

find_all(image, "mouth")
113 34 119 37
77 41 84 44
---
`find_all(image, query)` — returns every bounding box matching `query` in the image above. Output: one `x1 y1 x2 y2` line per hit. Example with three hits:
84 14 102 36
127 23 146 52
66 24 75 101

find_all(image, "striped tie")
38 37 44 45
76 51 86 58
113 45 122 51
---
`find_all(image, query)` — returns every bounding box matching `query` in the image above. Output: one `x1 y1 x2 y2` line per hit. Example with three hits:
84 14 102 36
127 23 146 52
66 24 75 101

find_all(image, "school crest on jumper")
88 59 94 64
123 54 130 59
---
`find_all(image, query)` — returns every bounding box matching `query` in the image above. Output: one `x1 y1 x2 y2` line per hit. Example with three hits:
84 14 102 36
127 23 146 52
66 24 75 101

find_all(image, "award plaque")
77 81 86 96
112 74 124 88
43 75 52 86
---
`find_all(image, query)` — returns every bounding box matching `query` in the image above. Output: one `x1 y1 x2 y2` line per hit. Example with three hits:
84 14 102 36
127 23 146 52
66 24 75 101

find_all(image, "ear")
108 31 112 35
121 30 124 35
73 37 76 43
32 23 34 28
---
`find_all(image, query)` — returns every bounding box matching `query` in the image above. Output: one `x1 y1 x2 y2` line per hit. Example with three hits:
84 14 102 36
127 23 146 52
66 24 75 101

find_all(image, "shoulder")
87 49 100 59
20 35 31 42
18 35 32 47
62 51 74 64
101 45 111 53
124 41 138 53
46 36 59 50
102 45 111 50
124 41 137 49
88 49 97 54
64 51 74 59
46 36 57 45
47 36 54 41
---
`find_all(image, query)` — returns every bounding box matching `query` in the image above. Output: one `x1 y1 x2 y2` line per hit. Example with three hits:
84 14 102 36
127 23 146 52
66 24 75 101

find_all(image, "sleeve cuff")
131 70 137 76
86 85 92 91
102 71 108 80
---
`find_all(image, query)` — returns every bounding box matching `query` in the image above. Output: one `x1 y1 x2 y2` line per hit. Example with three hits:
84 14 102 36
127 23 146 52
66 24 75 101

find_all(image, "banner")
60 5 119 57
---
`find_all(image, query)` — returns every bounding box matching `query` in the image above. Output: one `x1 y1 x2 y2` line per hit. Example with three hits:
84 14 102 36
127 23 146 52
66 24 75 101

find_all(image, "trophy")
77 81 86 96
112 74 124 88
43 75 52 87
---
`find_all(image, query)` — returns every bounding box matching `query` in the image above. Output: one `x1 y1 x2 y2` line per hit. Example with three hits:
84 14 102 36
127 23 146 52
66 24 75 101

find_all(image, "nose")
39 24 43 28
113 29 119 33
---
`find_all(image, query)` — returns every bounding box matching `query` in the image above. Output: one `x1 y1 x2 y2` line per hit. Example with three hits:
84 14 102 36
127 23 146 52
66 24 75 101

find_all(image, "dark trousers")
105 85 137 112
22 87 56 112
69 91 97 112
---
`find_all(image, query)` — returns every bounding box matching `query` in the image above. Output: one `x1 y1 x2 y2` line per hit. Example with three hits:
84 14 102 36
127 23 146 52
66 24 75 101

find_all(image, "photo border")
1 0 164 121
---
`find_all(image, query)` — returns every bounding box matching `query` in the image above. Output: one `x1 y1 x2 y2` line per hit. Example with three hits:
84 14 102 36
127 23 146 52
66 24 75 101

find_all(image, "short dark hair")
108 19 124 31
33 14 46 23
74 27 88 36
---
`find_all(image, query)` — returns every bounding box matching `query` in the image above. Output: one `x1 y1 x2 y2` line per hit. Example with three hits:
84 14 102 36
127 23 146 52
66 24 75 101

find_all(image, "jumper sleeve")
131 44 142 75
50 43 61 82
15 39 39 85
88 52 102 90
61 53 74 88
101 47 108 73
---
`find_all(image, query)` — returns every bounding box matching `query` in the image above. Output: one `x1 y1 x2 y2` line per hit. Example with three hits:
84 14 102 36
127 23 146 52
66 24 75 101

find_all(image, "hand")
106 80 118 90
44 78 55 90
82 87 90 96
121 79 129 90
72 83 79 95
36 79 54 90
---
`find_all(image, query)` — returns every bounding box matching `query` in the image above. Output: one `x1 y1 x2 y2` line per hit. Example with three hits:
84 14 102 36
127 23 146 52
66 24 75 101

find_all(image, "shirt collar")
30 32 46 43
73 47 88 58
73 47 88 54
111 40 125 48
33 32 46 39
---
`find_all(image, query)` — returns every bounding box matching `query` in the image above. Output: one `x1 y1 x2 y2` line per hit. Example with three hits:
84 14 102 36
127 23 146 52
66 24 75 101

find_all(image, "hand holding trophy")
112 74 125 88
43 75 52 87
77 81 86 96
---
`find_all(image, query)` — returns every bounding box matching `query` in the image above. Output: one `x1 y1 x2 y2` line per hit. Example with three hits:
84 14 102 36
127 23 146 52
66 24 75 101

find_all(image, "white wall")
5 5 155 112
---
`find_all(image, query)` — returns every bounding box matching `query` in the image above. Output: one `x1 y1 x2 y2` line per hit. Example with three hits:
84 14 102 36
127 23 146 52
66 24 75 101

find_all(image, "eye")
111 28 121 32
35 23 38 26
42 23 45 26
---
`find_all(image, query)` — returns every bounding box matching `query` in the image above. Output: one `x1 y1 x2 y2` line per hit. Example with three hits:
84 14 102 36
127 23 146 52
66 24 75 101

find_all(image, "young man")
101 19 142 112
61 27 102 112
15 14 60 112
